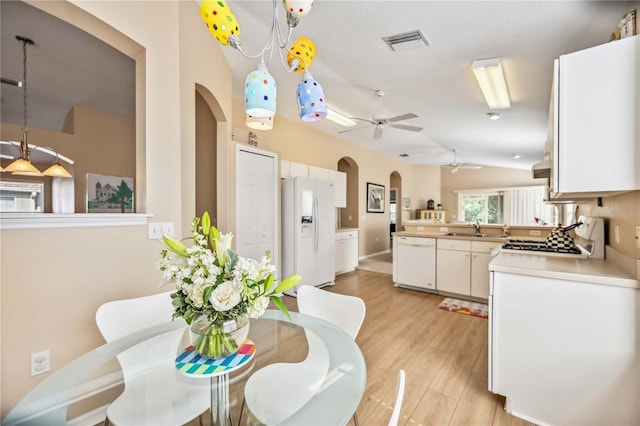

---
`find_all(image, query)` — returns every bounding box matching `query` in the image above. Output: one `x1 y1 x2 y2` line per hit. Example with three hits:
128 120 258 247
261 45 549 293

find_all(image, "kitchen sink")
445 232 489 237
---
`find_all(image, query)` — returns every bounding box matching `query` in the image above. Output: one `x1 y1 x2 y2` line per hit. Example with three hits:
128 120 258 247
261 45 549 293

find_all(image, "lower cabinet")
437 239 500 299
436 240 471 294
335 230 358 275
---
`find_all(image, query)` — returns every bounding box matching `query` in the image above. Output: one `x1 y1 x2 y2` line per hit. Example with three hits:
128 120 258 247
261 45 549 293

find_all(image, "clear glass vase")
189 315 250 359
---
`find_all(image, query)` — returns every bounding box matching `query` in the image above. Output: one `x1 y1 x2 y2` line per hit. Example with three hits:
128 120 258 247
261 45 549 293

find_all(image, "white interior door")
236 146 278 271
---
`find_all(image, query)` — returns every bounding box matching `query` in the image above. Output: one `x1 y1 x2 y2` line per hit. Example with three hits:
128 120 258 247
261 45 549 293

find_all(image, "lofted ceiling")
0 1 632 171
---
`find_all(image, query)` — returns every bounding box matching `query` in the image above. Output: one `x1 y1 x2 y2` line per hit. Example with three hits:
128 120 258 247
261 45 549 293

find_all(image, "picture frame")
402 197 411 211
86 173 134 213
366 182 385 213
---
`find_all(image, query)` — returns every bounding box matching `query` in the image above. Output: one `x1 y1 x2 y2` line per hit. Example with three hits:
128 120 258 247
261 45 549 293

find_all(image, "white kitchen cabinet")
437 239 500 299
436 239 471 295
331 170 347 208
308 165 330 181
335 230 358 275
470 241 500 298
553 35 640 196
280 160 309 178
489 270 639 425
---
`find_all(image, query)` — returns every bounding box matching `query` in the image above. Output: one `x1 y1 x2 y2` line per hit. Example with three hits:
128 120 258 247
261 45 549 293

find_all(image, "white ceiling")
0 1 631 171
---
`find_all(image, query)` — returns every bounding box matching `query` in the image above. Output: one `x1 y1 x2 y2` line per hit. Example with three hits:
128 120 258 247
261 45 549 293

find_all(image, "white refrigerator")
281 176 335 296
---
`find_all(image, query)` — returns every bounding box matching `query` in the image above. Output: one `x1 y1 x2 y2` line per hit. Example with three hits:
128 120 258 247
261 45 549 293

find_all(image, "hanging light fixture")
4 36 72 178
245 114 274 131
197 0 325 129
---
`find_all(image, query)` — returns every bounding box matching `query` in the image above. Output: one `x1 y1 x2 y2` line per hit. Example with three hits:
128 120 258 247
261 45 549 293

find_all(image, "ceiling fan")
446 149 482 173
338 90 422 140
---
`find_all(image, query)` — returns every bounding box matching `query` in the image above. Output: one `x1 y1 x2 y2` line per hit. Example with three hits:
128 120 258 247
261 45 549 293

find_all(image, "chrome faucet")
473 219 481 235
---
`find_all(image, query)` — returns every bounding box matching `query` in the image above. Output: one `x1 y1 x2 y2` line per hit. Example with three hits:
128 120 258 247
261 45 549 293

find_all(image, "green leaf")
264 274 274 292
270 295 291 320
161 235 187 257
201 212 211 236
273 274 301 294
203 286 214 304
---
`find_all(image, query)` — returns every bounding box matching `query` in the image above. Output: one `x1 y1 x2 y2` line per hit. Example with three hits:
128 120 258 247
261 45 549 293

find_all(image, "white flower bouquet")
158 212 300 358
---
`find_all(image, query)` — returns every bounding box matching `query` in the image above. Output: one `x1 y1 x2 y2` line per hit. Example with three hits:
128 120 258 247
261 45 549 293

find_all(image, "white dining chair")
242 328 330 425
296 285 366 340
296 285 366 425
95 291 210 426
388 369 406 426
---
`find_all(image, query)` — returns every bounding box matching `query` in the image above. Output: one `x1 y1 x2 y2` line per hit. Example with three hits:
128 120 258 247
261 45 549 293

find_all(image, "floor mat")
438 297 488 319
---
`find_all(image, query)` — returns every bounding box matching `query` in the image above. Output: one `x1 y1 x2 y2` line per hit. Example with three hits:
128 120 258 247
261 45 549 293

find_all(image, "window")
457 186 548 226
0 181 44 213
459 192 503 224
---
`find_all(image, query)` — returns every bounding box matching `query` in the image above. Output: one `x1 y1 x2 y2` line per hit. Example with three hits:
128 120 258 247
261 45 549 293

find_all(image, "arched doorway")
337 157 359 229
195 89 217 222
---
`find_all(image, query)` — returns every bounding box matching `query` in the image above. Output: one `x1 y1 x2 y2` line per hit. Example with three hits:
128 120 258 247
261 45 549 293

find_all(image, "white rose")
210 281 242 311
247 296 270 319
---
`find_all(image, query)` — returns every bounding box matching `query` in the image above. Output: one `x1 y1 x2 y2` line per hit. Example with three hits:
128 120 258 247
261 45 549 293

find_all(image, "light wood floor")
279 269 534 426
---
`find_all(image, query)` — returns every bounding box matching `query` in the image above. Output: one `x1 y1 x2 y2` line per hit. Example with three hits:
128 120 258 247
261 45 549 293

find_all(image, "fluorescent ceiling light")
471 57 511 110
326 107 357 127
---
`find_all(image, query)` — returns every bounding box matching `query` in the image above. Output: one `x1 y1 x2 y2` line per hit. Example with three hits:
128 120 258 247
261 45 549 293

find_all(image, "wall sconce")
471 57 511 110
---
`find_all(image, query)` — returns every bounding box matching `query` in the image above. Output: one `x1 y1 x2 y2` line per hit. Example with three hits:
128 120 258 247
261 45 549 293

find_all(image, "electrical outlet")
440 227 449 233
614 225 620 245
31 350 50 376
529 230 541 236
636 226 640 249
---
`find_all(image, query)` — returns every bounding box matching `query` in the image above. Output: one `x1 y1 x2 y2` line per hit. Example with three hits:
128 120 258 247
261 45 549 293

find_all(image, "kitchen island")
488 250 639 425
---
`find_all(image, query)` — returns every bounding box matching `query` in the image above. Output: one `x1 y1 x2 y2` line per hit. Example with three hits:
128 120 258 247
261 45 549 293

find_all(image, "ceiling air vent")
382 30 429 52
399 153 409 158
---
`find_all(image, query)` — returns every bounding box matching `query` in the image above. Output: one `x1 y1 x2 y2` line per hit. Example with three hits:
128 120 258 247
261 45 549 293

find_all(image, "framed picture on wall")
366 182 385 213
402 197 411 211
86 173 134 213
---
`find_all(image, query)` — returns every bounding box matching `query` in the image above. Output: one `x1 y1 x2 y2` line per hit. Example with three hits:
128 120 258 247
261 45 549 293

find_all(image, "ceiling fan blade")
387 112 418 123
338 126 372 134
373 126 383 140
389 123 423 132
460 163 482 169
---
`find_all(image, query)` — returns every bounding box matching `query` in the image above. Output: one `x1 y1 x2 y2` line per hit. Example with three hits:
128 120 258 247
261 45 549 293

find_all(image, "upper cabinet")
280 160 346 208
552 35 640 197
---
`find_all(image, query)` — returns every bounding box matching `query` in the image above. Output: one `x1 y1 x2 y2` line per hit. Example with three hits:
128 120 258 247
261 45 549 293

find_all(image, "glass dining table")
3 310 367 426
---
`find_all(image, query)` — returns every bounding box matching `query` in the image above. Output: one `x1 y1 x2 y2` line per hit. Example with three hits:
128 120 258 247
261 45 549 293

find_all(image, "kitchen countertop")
336 227 358 232
489 250 638 289
393 231 507 244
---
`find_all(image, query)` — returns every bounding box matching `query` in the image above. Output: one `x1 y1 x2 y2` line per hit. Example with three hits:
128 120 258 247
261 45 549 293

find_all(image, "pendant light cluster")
197 0 326 130
2 36 72 178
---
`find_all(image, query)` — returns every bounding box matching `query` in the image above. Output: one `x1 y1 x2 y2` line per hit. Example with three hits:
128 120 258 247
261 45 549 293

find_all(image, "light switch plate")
636 226 640 249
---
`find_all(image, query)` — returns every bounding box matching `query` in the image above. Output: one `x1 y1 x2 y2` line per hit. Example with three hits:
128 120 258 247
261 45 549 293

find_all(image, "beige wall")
578 191 640 258
1 0 233 415
231 98 441 256
440 165 542 222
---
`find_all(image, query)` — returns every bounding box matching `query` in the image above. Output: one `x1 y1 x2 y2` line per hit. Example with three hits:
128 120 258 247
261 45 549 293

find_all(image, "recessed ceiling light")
399 153 409 158
486 112 502 120
513 154 521 159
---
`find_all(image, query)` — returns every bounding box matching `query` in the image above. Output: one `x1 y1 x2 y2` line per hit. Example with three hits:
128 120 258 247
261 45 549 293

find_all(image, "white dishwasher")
395 236 436 292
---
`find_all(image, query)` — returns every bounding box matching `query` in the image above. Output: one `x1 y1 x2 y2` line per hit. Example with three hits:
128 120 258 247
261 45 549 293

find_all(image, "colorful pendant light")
245 63 277 118
296 71 326 122
287 37 316 73
198 0 241 48
245 114 274 131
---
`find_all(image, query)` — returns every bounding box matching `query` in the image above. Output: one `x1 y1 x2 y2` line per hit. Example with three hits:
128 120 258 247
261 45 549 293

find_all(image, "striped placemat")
175 339 255 377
